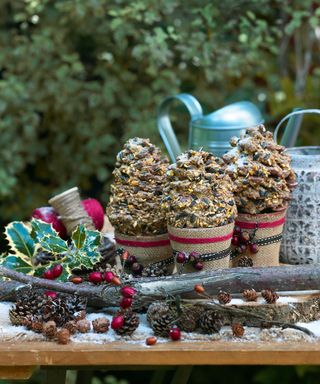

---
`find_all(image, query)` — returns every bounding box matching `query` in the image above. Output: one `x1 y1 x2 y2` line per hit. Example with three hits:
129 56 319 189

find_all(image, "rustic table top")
1 339 320 367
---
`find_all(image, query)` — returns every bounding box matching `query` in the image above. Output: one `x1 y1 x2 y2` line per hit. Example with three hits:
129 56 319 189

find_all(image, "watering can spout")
157 93 263 162
157 94 203 161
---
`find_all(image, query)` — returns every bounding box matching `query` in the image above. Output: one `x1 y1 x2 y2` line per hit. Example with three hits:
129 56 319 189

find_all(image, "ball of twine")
49 187 95 235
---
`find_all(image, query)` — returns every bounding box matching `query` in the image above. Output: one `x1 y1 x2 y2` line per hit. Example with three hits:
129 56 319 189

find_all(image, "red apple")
82 198 104 231
32 207 67 239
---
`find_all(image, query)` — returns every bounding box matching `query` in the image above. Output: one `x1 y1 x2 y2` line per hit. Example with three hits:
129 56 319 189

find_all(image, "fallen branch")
1 264 320 308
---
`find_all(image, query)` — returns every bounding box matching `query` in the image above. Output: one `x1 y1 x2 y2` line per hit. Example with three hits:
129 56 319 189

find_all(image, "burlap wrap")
168 223 234 273
114 232 173 274
231 209 287 267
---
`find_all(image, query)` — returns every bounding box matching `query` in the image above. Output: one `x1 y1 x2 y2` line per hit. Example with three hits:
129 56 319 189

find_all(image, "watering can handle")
274 108 320 145
157 93 203 162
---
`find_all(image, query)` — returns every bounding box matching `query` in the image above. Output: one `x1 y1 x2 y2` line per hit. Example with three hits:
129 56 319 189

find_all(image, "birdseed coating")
223 125 297 214
162 150 236 228
107 138 169 236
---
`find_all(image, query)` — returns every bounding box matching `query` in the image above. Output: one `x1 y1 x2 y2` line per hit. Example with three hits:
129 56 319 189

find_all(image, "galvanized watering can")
274 109 320 265
157 93 264 161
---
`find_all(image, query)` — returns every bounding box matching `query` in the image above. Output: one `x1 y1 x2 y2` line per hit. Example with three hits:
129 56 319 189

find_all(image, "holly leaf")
71 225 86 249
82 229 101 260
31 219 69 254
5 221 35 259
0 255 33 274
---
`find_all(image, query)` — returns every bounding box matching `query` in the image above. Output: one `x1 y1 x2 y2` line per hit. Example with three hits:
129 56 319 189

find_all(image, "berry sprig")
232 225 259 263
176 251 203 272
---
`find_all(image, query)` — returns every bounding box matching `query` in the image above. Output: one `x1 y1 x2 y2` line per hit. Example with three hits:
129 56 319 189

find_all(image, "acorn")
146 336 157 346
57 328 70 344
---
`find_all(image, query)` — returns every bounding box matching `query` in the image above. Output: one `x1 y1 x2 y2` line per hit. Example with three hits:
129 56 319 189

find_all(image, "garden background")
0 0 320 383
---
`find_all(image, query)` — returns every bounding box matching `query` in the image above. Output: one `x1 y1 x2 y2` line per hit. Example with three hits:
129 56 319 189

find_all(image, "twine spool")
49 187 95 235
231 210 286 267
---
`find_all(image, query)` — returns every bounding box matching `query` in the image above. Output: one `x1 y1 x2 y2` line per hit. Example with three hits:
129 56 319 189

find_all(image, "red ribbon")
168 232 233 245
235 217 285 230
115 237 170 248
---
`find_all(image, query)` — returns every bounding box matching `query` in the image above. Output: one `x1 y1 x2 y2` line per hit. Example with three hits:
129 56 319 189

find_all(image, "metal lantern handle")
274 108 320 146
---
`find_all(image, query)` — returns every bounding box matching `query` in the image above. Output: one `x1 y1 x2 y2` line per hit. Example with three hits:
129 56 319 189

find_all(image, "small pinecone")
43 321 57 339
232 323 245 337
115 311 140 336
261 289 279 304
178 306 200 332
199 309 223 334
217 291 232 304
237 256 253 267
31 316 43 333
76 319 91 333
33 248 56 266
99 236 116 263
142 264 168 278
57 328 70 344
242 289 258 302
64 321 78 335
92 318 110 333
147 302 176 337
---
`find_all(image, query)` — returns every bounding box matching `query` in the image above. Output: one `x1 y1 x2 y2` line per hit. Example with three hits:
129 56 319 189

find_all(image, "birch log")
1 265 320 308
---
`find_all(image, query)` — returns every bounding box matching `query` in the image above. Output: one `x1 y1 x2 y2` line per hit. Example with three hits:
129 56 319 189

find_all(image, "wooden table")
1 340 320 383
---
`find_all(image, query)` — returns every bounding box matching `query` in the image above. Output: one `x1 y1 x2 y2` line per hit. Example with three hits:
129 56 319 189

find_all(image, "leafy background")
0 0 320 382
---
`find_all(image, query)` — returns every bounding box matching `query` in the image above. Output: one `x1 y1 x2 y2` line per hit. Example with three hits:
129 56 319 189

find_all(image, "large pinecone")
115 310 140 336
147 302 177 337
9 288 87 327
199 309 223 334
177 306 200 333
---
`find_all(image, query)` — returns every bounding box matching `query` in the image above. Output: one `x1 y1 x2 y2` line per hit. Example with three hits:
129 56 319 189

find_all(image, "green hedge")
0 0 319 222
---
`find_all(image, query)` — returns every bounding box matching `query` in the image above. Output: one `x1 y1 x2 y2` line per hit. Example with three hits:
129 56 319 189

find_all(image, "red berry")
111 276 121 286
52 264 63 278
44 291 57 299
127 255 137 265
132 262 143 275
71 276 83 284
237 244 247 254
249 243 259 254
234 225 241 234
169 326 181 341
88 271 103 284
120 297 133 309
176 252 186 264
81 198 105 231
120 286 137 298
43 269 55 280
32 207 68 239
240 231 250 244
146 336 157 346
111 315 124 330
189 252 199 262
194 284 205 294
121 250 129 261
231 235 239 246
104 271 115 283
194 261 204 271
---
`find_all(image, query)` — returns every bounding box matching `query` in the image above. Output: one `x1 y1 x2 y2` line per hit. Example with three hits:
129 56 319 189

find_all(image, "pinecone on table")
141 264 168 278
41 295 87 326
237 256 253 267
177 306 200 332
261 289 279 304
199 309 223 334
217 291 232 304
9 288 47 325
10 287 87 327
147 302 177 337
232 323 245 337
242 289 258 302
115 310 140 336
30 316 44 333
